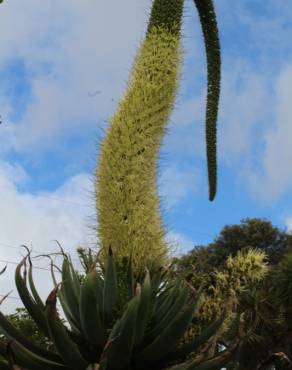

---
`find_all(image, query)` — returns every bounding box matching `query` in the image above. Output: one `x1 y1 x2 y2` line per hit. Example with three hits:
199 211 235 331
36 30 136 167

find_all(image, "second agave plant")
0 249 241 370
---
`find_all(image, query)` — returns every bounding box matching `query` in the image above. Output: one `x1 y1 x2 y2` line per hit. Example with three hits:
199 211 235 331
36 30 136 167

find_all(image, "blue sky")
1 0 292 311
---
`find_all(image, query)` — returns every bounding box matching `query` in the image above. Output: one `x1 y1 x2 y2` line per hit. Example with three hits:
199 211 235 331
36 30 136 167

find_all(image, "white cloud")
166 231 195 255
0 0 151 152
245 65 292 200
0 162 95 313
219 62 271 163
158 164 201 210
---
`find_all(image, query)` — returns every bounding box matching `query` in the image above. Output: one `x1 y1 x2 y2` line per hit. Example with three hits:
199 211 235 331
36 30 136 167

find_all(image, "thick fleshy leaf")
80 270 107 349
126 255 135 299
153 280 181 323
134 270 151 347
0 311 61 362
170 314 225 361
45 288 88 370
106 293 140 369
15 258 48 336
134 303 196 367
10 341 68 370
27 257 45 310
60 258 82 332
149 283 189 339
103 247 118 323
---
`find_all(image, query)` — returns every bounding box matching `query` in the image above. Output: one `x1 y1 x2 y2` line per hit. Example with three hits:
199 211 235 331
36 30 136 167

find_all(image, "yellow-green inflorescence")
96 0 184 272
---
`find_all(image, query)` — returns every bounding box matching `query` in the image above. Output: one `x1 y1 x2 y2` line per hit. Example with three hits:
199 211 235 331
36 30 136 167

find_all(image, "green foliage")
207 218 292 265
0 251 239 370
173 218 292 370
273 251 292 311
269 251 292 360
198 249 268 323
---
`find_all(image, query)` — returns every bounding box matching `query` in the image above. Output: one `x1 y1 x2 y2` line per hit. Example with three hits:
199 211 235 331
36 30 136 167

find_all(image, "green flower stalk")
96 0 184 271
194 0 221 201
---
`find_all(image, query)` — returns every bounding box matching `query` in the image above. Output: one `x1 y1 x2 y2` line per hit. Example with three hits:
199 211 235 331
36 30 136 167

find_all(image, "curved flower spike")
194 0 221 201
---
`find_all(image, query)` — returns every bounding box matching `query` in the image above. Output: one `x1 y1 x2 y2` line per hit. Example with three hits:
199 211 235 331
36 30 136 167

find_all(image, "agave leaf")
68 256 81 298
58 290 82 335
80 270 107 350
45 288 88 370
194 0 221 201
60 258 82 332
15 257 48 336
153 282 174 315
0 265 7 276
93 272 104 321
150 268 164 296
149 283 189 339
170 313 225 361
106 292 140 369
61 258 80 305
0 311 61 362
134 270 151 347
134 303 196 367
49 260 81 334
126 255 135 299
154 280 181 323
10 341 68 370
103 247 118 323
27 256 45 310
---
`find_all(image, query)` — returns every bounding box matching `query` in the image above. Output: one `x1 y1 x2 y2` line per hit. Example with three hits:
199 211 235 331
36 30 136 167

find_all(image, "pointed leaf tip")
0 265 7 275
45 286 60 318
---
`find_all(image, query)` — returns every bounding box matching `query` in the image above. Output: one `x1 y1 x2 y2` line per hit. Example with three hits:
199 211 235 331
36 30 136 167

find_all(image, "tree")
270 251 292 361
207 218 292 266
173 218 292 370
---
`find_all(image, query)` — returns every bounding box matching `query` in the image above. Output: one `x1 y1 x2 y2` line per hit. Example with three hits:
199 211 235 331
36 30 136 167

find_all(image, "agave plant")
0 249 241 370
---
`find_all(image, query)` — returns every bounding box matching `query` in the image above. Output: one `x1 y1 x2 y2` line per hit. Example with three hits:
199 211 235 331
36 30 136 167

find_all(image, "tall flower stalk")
194 0 221 201
96 0 221 271
96 0 184 271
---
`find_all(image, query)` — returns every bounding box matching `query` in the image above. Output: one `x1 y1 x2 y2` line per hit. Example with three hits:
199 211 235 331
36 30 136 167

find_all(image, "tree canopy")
173 218 292 370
